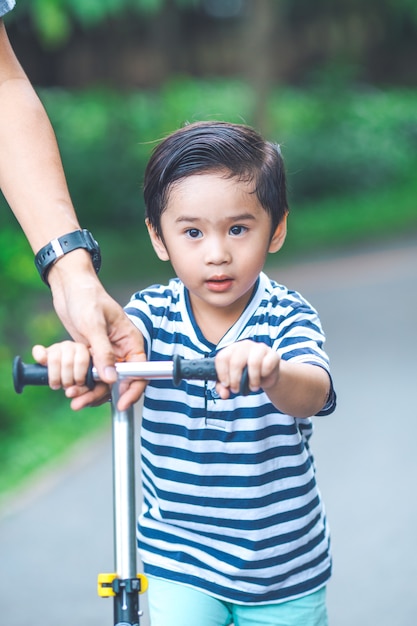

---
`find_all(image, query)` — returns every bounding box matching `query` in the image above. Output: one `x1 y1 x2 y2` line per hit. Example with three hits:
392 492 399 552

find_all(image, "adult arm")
0 20 144 408
0 19 80 250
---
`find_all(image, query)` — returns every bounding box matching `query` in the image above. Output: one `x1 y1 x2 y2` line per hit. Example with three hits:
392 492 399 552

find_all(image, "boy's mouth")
205 275 234 292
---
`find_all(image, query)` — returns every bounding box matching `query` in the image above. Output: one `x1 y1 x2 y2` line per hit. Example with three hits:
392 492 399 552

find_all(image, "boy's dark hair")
144 121 288 238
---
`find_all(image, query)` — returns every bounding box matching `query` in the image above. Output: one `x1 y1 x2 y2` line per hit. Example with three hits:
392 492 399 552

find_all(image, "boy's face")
147 171 286 325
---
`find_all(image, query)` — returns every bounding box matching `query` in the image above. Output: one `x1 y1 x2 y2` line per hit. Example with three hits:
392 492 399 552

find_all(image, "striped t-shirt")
0 1 15 17
125 271 336 604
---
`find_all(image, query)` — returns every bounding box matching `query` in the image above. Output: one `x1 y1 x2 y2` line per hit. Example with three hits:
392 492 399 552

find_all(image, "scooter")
13 355 248 626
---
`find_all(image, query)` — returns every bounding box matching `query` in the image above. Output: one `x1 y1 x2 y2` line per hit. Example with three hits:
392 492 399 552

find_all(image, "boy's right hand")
32 342 148 411
32 342 110 410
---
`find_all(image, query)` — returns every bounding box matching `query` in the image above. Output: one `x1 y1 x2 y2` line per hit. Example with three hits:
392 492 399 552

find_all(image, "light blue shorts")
147 576 328 626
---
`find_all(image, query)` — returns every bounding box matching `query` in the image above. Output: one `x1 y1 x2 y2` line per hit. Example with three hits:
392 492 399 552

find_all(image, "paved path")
0 237 416 625
275 237 417 625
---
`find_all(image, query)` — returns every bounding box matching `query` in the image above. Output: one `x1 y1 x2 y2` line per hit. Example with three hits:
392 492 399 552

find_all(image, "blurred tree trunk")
241 0 284 136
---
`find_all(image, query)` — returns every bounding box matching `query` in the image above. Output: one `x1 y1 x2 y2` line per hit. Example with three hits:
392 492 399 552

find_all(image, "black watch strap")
34 229 102 286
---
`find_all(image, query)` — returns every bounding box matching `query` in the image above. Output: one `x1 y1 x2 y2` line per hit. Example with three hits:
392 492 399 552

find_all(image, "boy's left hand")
215 339 331 419
215 340 280 399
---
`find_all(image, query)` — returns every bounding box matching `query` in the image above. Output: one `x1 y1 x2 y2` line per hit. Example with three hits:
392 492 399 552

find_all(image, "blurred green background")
1 0 416 496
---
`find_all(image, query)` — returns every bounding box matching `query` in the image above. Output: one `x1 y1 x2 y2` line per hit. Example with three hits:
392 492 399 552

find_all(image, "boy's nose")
205 238 231 265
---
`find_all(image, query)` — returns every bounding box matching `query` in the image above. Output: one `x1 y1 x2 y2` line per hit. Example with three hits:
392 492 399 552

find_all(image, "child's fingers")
43 343 67 390
214 351 231 390
260 349 280 378
32 344 48 365
215 342 251 394
236 345 266 392
33 341 91 390
216 341 280 396
246 344 279 391
31 340 146 410
49 341 83 389
61 342 91 387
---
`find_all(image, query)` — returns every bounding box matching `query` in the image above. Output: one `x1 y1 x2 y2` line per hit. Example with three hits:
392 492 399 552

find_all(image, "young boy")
33 121 336 626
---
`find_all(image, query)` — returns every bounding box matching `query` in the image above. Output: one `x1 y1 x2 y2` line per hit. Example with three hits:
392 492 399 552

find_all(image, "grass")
282 175 417 260
0 390 109 502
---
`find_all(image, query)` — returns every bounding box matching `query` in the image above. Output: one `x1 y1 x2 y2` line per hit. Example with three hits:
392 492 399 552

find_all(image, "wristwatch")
34 229 102 285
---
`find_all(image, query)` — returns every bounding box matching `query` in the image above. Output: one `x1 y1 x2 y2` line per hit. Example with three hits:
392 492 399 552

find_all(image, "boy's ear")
146 219 170 261
268 213 288 253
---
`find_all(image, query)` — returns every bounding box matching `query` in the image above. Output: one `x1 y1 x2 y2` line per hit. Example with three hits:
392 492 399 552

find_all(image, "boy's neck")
188 285 257 345
193 307 240 345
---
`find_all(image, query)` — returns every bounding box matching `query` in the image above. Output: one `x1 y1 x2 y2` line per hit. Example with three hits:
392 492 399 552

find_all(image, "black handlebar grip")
13 356 47 393
13 356 95 394
172 355 250 396
239 365 250 396
172 355 217 387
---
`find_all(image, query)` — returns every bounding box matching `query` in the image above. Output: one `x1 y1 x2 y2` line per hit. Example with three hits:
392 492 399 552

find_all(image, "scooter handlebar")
13 355 250 396
13 356 96 394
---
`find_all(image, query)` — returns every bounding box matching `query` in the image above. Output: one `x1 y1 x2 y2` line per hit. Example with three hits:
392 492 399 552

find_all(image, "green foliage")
9 0 417 50
36 81 417 229
31 0 71 47
0 222 63 430
12 0 197 47
270 87 417 201
38 79 255 226
281 175 417 262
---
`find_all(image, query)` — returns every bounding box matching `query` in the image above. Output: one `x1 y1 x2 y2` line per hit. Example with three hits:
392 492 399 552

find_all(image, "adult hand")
48 251 147 411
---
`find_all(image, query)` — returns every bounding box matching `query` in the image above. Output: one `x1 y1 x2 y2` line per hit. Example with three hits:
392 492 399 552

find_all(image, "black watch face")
92 250 102 272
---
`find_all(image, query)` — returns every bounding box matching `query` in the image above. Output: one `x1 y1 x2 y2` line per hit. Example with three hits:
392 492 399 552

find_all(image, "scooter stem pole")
111 381 140 624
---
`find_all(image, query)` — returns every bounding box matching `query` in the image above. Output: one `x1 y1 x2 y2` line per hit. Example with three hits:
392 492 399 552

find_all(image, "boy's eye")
230 225 247 236
186 228 202 239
